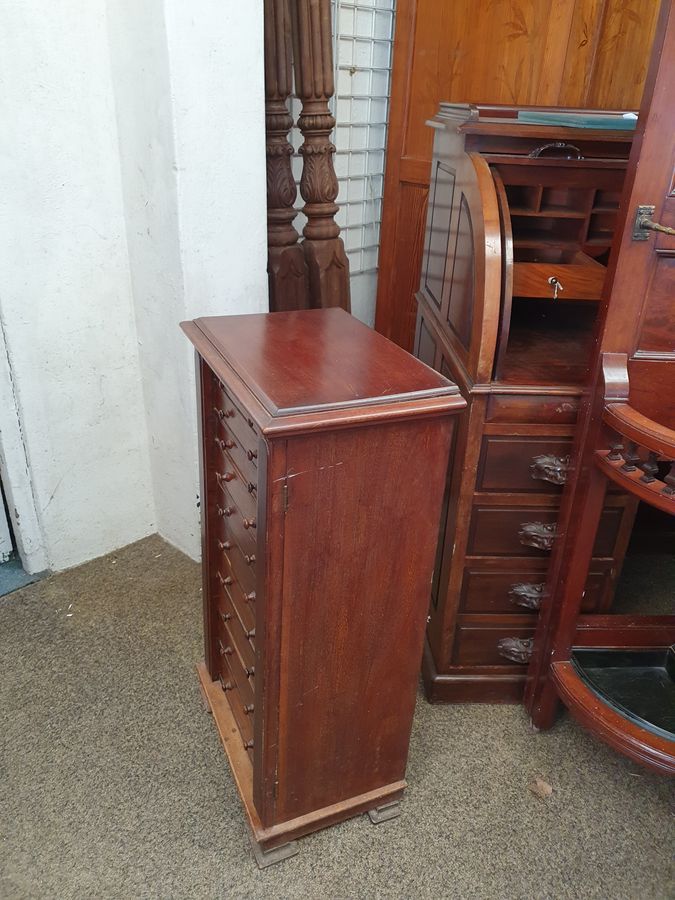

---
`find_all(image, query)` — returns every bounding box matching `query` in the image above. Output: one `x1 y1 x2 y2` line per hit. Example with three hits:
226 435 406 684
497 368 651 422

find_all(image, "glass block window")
333 0 395 275
289 1 395 280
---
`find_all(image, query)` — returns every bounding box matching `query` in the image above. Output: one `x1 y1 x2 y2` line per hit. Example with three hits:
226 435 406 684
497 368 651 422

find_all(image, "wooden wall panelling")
375 0 660 351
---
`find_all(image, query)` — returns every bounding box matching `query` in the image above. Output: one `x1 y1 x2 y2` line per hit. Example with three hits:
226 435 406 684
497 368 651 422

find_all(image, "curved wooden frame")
551 660 675 774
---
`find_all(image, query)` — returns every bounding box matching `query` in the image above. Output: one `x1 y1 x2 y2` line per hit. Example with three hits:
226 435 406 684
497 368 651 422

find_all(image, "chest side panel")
273 416 453 822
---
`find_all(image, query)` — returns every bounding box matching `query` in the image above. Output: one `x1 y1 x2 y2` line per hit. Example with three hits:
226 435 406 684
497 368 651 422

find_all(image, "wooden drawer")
217 588 256 667
487 394 579 425
468 505 623 558
477 435 572 493
215 534 256 598
214 461 257 520
460 564 609 615
512 255 604 301
215 486 257 556
215 417 258 485
212 376 260 460
453 616 535 667
214 557 256 634
215 612 255 705
217 657 254 760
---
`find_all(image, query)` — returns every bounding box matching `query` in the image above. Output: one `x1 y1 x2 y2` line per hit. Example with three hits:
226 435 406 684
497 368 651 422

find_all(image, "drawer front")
453 617 535 666
215 418 258 485
214 462 257 520
217 657 254 759
215 486 257 556
460 565 609 615
214 559 256 634
215 534 256 599
513 261 604 301
487 394 579 425
212 376 260 460
215 612 255 705
468 506 623 558
217 589 255 668
478 435 572 493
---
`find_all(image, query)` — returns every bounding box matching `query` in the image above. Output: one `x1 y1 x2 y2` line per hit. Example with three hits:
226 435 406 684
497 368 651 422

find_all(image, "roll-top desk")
414 104 639 703
182 308 465 865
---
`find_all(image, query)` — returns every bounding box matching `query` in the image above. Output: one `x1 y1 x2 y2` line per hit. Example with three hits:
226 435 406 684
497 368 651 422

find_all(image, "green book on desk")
517 110 638 130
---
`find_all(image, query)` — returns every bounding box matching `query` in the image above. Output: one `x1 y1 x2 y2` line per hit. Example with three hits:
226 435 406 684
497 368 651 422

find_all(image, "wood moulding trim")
551 660 675 775
197 662 407 850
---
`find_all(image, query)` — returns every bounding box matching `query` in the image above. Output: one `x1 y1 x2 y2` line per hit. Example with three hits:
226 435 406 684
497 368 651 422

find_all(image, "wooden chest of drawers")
182 308 464 865
413 104 638 703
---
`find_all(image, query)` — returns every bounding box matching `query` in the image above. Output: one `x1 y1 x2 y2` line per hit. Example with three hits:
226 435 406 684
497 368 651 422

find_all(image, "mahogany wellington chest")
181 308 465 866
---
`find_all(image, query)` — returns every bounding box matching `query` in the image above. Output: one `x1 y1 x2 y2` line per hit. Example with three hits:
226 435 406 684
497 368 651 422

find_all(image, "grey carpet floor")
1 535 673 900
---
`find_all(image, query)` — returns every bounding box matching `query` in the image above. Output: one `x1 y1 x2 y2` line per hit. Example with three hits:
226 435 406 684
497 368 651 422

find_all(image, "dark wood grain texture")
411 106 638 703
183 309 465 857
375 0 659 352
524 1 675 774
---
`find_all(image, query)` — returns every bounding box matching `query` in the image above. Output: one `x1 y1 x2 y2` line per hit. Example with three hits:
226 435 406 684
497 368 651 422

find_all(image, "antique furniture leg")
290 0 351 310
264 0 310 311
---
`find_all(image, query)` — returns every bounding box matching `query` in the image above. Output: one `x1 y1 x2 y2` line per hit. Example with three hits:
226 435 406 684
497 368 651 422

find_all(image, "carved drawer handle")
518 522 556 551
530 454 570 486
242 517 257 530
218 675 233 692
497 637 534 664
508 583 545 610
247 449 258 461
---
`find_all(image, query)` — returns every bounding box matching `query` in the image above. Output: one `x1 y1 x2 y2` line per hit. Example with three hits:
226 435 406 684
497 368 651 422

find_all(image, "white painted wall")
0 0 268 570
108 0 268 560
0 1 155 571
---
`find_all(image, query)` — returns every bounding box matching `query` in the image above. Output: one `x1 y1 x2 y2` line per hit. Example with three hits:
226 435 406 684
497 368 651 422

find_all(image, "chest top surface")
186 308 459 417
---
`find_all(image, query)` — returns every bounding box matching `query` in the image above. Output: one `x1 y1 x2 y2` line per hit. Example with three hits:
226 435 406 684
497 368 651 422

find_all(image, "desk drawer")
215 463 257 520
460 564 609 614
215 487 257 557
214 419 258 485
478 435 572 492
468 506 623 557
215 612 255 705
453 616 535 666
217 656 254 760
513 257 604 301
487 394 579 425
212 377 260 461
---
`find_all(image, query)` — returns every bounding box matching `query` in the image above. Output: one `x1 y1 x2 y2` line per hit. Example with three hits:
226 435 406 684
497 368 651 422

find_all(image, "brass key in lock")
547 276 564 300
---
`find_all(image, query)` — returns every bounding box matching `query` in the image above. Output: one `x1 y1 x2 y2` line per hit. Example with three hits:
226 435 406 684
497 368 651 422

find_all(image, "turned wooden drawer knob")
218 471 235 484
217 572 233 586
217 539 232 551
220 611 232 623
245 591 256 604
218 675 233 692
246 628 256 640
247 482 256 494
242 517 256 530
217 505 233 518
218 640 233 657
245 666 255 678
244 704 254 715
213 406 235 421
247 449 257 461
243 739 254 750
215 437 235 451
244 553 256 565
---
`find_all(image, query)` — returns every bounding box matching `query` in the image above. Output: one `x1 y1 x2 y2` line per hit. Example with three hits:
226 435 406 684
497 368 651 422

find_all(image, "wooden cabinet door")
375 0 660 351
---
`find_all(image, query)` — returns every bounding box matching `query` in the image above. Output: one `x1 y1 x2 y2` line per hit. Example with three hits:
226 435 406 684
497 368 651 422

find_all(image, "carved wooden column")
264 0 310 311
290 0 351 311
